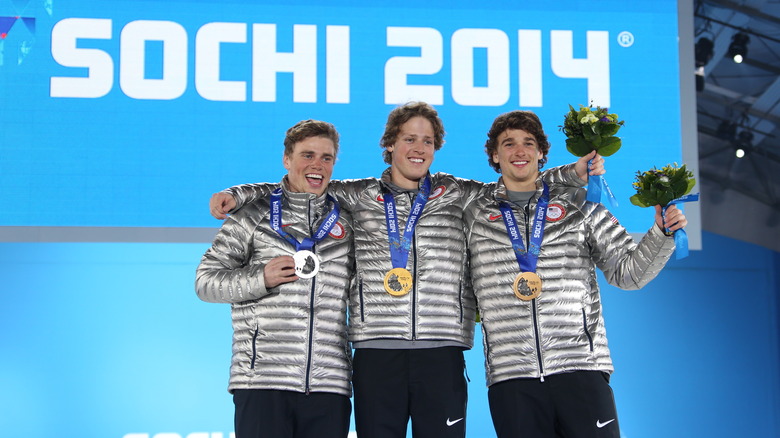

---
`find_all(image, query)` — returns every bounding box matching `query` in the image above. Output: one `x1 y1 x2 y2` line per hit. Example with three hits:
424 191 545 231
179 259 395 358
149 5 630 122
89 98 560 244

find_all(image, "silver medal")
293 250 320 279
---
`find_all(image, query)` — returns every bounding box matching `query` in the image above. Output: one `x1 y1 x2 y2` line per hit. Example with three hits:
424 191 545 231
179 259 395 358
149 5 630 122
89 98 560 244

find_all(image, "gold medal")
384 267 413 296
513 272 542 301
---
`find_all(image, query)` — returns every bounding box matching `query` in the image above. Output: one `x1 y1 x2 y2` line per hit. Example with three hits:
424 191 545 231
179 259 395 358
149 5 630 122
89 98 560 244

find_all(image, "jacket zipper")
304 199 316 394
524 201 545 381
305 271 316 394
409 192 418 341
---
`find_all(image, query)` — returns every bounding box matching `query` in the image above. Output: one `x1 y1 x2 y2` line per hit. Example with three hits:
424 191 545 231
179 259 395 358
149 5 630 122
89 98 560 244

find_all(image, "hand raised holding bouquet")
631 163 699 259
560 104 624 206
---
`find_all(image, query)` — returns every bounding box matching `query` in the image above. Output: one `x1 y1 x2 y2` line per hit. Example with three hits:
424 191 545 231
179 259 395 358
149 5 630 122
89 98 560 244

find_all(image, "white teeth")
512 161 528 165
409 158 424 163
305 174 323 180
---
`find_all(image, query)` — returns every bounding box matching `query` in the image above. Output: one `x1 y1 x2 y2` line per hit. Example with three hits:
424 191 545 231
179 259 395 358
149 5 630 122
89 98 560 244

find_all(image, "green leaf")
630 194 650 207
686 178 696 194
600 124 620 137
597 137 622 156
565 138 594 157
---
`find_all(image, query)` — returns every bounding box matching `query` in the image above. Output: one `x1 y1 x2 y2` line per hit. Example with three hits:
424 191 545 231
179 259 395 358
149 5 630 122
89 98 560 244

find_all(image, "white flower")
580 113 599 124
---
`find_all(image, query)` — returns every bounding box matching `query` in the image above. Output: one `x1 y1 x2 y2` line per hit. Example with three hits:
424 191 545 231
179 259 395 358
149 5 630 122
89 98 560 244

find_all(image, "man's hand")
574 150 606 182
210 192 236 220
655 204 687 234
263 256 299 288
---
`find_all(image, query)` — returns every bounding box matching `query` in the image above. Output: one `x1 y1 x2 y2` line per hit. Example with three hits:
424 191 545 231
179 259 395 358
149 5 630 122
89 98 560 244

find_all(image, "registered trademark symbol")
617 31 634 47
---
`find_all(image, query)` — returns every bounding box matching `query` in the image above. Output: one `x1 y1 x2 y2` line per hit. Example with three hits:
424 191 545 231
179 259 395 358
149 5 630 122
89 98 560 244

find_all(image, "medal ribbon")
498 181 550 273
586 159 619 208
270 189 341 251
662 193 699 260
383 175 432 270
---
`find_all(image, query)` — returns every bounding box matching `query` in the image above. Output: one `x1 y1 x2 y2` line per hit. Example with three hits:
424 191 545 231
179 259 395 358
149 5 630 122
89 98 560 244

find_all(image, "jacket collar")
280 176 330 211
379 167 432 193
493 175 545 203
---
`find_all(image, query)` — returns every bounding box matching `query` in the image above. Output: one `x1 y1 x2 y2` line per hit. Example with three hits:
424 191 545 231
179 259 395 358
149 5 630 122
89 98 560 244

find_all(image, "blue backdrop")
5 1 770 438
1 232 778 438
2 0 686 236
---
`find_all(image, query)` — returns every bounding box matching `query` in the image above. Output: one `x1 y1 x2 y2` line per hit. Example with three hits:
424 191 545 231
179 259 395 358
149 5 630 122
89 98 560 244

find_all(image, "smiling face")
283 136 336 196
388 116 436 189
492 128 544 192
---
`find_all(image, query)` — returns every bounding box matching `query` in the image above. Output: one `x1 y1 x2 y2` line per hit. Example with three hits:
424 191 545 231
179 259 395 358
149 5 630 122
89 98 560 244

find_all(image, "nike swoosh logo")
446 417 464 426
488 214 502 221
596 419 615 428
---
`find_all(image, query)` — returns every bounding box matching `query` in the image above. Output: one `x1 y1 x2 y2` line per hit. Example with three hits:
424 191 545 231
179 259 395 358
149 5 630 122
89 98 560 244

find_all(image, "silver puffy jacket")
196 178 354 396
225 166 581 349
331 170 480 346
465 178 675 386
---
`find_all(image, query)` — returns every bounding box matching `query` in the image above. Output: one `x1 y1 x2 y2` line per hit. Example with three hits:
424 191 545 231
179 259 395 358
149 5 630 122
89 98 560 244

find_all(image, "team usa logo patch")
428 185 446 200
546 204 566 222
329 222 346 239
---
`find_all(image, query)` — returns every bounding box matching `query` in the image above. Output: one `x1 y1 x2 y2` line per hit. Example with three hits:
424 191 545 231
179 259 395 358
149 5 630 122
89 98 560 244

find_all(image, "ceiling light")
734 130 753 158
727 32 750 63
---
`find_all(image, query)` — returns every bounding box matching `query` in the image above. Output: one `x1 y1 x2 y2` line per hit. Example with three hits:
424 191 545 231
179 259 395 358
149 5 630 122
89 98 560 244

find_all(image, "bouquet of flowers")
560 104 625 157
630 163 696 208
630 163 698 259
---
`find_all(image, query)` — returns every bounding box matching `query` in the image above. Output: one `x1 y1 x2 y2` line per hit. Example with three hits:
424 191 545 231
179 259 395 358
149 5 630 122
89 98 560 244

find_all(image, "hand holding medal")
630 163 699 259
559 104 624 207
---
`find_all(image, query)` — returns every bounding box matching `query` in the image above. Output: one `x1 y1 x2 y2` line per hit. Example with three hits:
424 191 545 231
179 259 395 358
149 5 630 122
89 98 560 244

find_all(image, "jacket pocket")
581 309 594 352
250 325 259 369
359 279 365 322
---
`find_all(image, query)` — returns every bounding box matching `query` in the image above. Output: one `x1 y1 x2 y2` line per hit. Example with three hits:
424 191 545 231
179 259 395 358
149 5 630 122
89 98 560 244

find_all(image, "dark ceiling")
694 0 780 217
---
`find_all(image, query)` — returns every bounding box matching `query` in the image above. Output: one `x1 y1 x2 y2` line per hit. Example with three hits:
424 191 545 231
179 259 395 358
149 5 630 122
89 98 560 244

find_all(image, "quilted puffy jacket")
224 165 582 349
464 177 675 386
196 178 354 396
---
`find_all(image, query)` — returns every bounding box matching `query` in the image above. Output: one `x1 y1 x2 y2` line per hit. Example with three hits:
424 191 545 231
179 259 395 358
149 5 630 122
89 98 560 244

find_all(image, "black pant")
352 347 468 438
233 389 351 438
488 371 620 438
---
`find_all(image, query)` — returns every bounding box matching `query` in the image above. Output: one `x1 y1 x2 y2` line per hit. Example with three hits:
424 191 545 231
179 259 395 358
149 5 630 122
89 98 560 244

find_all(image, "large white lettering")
252 23 316 102
384 27 611 107
451 28 509 106
518 29 542 107
50 19 350 103
550 30 610 107
195 22 247 102
384 27 443 105
50 18 113 98
119 20 188 100
49 19 612 106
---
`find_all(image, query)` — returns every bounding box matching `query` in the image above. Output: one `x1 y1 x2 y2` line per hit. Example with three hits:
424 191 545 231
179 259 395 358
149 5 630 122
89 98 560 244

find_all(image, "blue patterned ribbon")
586 159 619 208
498 181 550 273
270 189 340 251
663 193 699 260
383 175 432 269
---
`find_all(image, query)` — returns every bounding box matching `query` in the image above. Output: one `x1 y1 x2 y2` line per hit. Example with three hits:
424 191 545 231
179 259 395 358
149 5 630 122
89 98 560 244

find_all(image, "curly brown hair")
380 102 445 164
484 110 550 173
284 120 340 157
